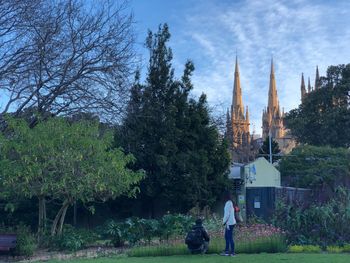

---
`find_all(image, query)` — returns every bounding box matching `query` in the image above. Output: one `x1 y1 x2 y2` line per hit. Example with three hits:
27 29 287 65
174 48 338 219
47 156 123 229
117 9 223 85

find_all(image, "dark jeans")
224 225 235 254
189 241 209 254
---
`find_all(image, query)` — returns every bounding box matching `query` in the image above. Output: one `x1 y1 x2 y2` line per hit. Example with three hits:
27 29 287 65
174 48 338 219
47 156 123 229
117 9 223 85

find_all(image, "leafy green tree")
284 64 350 147
258 136 281 163
0 117 143 236
118 24 230 215
279 145 350 196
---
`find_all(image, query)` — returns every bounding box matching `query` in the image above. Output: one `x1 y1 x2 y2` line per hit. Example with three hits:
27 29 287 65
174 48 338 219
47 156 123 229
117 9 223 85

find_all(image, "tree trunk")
38 198 42 240
57 203 69 235
37 196 46 243
73 202 77 226
43 198 46 230
51 200 68 236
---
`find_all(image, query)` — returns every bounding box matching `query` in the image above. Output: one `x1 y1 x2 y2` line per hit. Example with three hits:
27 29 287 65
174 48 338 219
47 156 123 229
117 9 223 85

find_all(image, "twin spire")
300 66 321 101
230 57 282 127
227 56 285 160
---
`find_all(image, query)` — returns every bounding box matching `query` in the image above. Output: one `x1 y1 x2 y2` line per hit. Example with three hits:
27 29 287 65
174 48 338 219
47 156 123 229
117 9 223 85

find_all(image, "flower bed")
128 222 287 257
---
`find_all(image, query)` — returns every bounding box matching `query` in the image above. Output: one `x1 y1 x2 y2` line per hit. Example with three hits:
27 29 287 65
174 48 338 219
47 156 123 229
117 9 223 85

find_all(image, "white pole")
269 130 272 164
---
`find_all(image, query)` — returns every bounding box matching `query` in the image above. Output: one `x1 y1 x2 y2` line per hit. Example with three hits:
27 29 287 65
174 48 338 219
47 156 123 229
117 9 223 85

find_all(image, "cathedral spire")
308 77 312 93
228 56 250 162
315 65 320 90
268 58 279 112
262 58 284 140
232 56 244 119
301 73 306 101
246 106 249 123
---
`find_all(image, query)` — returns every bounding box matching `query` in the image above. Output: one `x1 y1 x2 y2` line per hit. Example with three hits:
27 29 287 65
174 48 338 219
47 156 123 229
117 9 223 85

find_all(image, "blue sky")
131 0 350 135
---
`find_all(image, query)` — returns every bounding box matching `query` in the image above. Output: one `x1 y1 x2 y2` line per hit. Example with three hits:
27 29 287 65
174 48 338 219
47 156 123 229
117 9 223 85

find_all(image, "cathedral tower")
226 56 250 162
262 59 285 140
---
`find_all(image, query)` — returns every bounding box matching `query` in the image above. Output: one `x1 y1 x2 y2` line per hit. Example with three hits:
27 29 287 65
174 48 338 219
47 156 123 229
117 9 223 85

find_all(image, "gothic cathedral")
226 57 296 163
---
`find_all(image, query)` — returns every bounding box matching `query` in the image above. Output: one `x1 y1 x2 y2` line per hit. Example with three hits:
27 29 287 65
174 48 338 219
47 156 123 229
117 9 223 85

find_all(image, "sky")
131 0 350 135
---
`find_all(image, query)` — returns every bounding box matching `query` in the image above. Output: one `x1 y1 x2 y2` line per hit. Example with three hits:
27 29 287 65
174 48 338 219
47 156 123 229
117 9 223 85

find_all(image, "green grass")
46 253 350 263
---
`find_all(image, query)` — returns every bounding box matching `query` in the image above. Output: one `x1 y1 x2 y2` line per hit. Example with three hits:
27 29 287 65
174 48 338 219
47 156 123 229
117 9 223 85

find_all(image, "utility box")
246 187 276 221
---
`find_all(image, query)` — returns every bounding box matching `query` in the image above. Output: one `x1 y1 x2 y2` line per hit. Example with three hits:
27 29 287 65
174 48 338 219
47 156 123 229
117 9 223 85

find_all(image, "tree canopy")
117 24 230 215
279 145 350 199
284 64 350 147
0 117 143 236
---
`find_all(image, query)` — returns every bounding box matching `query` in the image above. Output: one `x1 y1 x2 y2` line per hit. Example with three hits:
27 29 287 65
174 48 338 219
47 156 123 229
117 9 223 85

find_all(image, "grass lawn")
46 253 350 263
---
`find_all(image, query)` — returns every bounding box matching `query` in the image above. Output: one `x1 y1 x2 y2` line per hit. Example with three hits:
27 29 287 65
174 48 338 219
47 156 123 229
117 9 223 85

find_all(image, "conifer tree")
258 136 281 163
119 24 230 215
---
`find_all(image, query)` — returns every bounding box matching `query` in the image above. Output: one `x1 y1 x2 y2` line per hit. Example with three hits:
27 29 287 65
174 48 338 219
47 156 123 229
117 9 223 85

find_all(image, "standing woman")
221 192 236 256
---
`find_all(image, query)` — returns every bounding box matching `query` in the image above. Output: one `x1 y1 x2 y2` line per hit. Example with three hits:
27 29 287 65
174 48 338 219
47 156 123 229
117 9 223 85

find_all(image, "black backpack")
185 228 203 247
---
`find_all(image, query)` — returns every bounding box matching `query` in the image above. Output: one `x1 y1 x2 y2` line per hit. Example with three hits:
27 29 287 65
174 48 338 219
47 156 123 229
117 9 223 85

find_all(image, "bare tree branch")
0 0 137 123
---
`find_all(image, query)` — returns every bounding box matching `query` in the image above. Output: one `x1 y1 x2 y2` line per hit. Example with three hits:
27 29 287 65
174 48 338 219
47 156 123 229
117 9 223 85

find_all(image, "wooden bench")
0 234 17 251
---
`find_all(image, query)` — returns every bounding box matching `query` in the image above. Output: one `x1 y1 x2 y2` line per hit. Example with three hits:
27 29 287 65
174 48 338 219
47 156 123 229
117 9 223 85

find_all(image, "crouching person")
185 219 210 254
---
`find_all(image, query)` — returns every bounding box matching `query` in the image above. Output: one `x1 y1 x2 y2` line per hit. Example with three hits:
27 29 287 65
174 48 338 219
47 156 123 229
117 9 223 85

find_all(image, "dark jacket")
192 223 210 242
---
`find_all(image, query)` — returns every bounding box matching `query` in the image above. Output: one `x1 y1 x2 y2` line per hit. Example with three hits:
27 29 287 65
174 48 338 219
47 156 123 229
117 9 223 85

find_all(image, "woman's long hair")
224 191 232 202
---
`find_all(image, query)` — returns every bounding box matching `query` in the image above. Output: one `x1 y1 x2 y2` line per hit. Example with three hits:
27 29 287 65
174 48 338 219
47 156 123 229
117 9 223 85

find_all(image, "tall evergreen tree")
118 24 230 216
258 136 281 163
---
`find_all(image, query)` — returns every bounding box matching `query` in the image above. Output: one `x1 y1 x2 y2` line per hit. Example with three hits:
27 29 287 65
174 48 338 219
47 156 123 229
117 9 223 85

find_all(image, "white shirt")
223 200 236 227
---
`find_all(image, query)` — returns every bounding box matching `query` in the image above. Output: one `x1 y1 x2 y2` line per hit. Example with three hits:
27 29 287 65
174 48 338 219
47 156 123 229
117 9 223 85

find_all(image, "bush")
139 219 159 245
327 246 343 253
288 245 322 253
123 217 146 245
343 244 350 252
0 224 36 257
49 225 99 251
273 187 350 246
99 214 193 247
159 214 193 242
288 245 304 253
14 224 37 256
98 220 126 247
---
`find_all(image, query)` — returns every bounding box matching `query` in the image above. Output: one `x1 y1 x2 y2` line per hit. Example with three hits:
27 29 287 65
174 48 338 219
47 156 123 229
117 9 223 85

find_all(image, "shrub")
159 214 193 242
99 218 161 247
327 246 343 253
342 244 350 252
302 245 322 253
0 224 37 257
273 187 350 246
123 217 146 245
139 219 159 245
288 245 321 253
288 245 304 253
101 215 193 246
98 220 126 247
49 225 99 251
14 224 37 256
